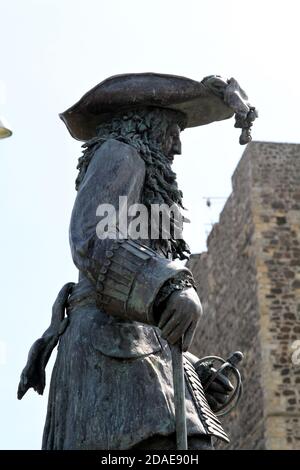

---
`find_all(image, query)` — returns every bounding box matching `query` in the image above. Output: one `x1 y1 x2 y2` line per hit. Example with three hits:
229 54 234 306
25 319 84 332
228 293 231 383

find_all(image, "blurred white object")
0 116 12 139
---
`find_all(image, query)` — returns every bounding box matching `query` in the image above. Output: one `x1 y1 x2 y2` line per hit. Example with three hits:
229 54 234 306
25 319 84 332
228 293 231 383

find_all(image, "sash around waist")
64 277 167 360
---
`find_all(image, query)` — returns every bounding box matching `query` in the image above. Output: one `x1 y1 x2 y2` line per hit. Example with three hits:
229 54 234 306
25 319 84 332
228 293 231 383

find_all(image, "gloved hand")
158 287 202 352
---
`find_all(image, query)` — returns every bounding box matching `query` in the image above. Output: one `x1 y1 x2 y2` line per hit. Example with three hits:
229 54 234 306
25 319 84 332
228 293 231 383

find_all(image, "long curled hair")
75 107 190 260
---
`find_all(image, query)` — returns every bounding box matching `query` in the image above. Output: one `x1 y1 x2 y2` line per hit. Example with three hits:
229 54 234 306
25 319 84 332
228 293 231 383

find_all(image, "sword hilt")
195 351 244 417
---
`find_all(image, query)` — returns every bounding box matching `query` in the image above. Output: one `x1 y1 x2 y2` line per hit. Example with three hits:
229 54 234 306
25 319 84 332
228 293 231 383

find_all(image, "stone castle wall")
188 142 300 449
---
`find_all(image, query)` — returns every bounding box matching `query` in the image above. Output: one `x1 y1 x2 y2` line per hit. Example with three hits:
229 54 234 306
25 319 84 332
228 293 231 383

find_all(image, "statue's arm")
70 138 193 325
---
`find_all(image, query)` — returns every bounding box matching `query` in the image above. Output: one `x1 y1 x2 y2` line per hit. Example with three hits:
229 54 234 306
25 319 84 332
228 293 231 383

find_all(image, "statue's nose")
173 141 182 155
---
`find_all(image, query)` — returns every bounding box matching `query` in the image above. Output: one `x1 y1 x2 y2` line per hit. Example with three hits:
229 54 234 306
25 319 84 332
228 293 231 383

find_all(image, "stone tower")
189 141 300 449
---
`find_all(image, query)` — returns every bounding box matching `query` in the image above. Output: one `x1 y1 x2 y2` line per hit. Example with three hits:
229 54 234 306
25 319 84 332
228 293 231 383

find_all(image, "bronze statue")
18 73 257 450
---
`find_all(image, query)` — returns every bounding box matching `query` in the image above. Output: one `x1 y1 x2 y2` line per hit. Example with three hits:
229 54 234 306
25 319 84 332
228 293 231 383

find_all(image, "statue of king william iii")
18 73 256 450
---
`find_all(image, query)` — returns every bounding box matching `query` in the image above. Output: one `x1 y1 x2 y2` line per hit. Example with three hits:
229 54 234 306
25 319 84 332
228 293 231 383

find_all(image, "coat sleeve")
69 138 193 324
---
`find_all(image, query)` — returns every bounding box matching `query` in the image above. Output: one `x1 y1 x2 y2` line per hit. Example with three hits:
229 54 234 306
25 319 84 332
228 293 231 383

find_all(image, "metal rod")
171 340 188 450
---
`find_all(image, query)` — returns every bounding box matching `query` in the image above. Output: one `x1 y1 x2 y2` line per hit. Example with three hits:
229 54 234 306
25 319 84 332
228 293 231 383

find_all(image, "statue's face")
163 123 182 162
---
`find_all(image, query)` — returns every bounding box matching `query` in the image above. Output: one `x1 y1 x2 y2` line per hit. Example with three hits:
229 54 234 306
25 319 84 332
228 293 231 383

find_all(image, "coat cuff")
96 239 193 324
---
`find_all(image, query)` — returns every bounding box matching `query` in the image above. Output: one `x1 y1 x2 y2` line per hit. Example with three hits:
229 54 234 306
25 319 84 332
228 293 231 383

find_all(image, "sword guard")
195 351 244 417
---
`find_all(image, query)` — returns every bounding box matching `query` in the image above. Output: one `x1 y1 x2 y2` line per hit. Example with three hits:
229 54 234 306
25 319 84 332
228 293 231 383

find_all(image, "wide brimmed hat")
60 72 235 141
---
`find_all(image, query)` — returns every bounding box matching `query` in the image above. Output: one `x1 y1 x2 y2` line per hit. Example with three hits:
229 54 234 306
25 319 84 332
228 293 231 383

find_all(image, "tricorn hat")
60 73 235 141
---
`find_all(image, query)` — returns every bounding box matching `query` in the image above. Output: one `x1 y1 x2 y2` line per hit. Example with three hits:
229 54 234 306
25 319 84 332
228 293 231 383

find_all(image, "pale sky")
1 0 300 449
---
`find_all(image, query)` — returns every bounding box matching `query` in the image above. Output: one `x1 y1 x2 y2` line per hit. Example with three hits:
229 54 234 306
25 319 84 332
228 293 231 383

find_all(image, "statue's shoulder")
78 138 146 193
94 138 145 171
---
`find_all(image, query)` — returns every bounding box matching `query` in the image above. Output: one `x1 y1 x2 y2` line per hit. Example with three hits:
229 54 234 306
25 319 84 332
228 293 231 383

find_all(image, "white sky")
1 0 300 449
